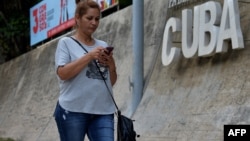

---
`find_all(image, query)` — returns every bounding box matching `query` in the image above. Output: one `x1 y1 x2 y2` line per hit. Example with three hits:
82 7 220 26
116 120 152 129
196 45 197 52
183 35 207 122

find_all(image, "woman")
54 0 117 141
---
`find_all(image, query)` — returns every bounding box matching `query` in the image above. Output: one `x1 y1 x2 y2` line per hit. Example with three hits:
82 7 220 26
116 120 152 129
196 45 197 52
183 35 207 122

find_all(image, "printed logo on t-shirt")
86 61 108 80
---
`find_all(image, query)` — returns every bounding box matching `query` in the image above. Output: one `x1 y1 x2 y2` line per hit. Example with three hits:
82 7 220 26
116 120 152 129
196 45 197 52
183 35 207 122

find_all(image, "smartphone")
105 46 114 55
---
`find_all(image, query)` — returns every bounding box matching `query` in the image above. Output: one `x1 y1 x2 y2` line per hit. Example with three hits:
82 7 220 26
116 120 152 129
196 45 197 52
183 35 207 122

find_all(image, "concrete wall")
0 0 250 141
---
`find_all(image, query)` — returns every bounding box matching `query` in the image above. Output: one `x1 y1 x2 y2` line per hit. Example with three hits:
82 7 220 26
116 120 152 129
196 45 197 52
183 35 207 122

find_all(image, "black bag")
117 111 137 141
70 37 139 141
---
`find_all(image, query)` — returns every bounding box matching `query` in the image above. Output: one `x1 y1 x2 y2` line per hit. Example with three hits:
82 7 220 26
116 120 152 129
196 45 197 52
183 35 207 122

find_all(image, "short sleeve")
55 38 70 70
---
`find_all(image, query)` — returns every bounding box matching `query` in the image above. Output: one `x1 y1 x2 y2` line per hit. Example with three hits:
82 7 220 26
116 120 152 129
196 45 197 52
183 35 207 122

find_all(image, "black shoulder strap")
69 37 89 53
69 36 120 112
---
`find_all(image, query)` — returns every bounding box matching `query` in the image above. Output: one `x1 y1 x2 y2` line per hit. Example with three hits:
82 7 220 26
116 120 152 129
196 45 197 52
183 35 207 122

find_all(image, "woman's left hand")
98 50 115 70
98 49 117 85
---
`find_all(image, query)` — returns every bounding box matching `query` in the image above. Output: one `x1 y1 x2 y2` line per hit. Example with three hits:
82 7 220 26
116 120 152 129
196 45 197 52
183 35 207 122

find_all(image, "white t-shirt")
55 36 116 114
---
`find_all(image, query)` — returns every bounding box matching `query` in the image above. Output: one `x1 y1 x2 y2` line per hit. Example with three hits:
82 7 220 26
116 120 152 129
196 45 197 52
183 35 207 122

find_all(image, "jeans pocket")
54 101 63 119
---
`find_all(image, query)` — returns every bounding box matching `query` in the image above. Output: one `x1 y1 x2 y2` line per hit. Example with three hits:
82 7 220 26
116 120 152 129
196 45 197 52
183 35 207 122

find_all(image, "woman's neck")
75 32 94 46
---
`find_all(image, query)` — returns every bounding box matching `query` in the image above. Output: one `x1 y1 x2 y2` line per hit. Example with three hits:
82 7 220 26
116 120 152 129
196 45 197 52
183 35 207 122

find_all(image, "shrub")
0 137 15 141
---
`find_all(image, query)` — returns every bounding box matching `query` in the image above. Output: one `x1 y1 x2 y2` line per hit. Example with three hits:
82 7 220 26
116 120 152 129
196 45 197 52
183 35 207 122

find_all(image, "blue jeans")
54 103 114 141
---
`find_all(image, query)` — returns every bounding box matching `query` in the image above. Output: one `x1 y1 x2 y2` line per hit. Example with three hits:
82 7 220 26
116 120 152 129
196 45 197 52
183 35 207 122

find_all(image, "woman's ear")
75 14 80 26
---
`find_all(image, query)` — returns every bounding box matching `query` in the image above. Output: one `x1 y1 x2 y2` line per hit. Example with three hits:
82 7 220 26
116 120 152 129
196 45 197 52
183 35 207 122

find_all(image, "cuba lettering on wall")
162 0 244 66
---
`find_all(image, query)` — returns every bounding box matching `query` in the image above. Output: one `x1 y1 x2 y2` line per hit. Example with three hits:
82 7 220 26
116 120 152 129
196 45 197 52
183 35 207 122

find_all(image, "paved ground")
1 0 250 140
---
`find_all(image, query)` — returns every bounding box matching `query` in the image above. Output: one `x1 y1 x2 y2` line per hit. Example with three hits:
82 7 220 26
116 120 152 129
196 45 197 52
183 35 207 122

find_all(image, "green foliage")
119 0 132 8
0 137 15 141
0 0 42 63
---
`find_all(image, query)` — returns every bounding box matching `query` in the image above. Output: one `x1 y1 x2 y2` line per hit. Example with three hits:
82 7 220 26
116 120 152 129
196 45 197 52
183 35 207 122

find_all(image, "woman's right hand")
88 47 105 60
